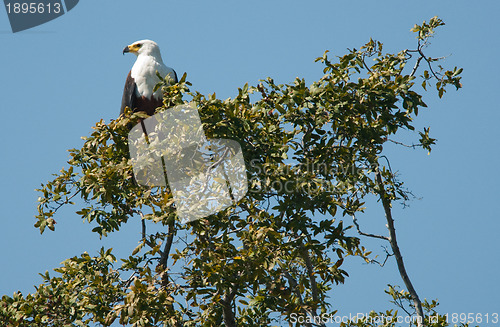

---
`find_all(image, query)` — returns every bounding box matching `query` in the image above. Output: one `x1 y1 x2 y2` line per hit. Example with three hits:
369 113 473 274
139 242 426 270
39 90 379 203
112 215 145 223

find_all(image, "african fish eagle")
120 40 178 116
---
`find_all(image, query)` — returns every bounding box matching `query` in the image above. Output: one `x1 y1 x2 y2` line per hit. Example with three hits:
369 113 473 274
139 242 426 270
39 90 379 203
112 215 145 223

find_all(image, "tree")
1 17 463 327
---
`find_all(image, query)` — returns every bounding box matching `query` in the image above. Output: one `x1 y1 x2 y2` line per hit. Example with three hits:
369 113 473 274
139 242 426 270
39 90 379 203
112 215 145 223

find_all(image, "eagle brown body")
120 71 166 116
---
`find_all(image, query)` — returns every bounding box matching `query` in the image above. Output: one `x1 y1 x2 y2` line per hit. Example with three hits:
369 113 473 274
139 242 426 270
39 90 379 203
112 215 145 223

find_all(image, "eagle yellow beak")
123 43 141 55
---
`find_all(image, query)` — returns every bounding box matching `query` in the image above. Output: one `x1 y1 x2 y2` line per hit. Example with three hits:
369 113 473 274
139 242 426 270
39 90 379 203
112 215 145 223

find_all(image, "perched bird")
120 40 178 116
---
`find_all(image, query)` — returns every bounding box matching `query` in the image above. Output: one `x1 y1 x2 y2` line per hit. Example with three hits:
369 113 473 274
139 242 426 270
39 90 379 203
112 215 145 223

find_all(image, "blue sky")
1 0 499 324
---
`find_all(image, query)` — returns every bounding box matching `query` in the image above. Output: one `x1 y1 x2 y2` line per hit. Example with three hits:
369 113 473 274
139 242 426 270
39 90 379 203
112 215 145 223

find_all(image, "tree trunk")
222 291 237 327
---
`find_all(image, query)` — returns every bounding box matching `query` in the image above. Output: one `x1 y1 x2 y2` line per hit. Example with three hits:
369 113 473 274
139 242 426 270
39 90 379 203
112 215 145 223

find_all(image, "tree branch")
299 242 326 327
158 217 176 288
410 55 424 77
408 41 446 80
387 138 423 149
159 218 176 267
351 214 390 241
369 246 394 267
375 170 424 327
284 271 313 327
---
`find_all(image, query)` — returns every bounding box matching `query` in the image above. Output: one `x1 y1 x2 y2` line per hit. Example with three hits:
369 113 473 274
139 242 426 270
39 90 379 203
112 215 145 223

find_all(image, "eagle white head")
123 39 163 61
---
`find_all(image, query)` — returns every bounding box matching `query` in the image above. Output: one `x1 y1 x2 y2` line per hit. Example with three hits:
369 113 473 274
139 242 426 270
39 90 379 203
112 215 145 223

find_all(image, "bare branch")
351 214 389 241
387 139 423 149
49 188 82 213
375 169 424 327
410 55 423 77
408 41 447 80
369 246 394 267
138 211 155 248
